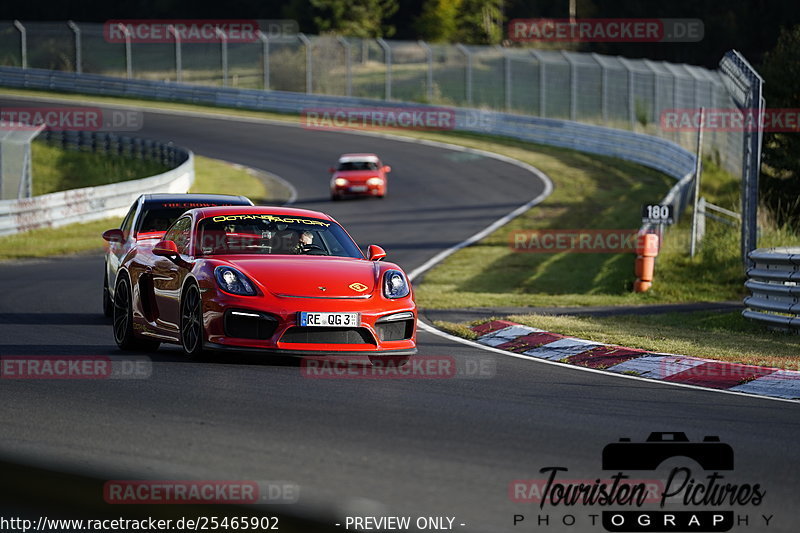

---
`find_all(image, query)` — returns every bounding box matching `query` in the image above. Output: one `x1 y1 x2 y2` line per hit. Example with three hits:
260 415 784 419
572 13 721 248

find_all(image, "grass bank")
0 154 267 259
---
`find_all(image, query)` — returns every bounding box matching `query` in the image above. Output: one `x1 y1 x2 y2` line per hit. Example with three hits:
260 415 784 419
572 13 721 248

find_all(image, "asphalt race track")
1 97 799 532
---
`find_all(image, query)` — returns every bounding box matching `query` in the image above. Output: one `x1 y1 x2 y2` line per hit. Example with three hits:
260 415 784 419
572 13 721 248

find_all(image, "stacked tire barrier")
743 248 800 330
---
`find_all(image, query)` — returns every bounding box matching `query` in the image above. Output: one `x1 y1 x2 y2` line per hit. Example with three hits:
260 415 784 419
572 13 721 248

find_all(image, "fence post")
419 40 433 103
592 54 608 124
257 31 269 90
690 107 705 258
67 21 82 73
336 36 352 97
376 38 392 100
117 23 133 79
618 58 636 129
497 45 511 112
215 28 228 87
13 21 26 69
561 51 577 121
530 50 545 118
456 44 472 106
298 33 313 94
167 25 182 83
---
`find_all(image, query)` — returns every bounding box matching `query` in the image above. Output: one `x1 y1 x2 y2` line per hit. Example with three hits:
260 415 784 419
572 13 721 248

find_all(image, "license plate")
349 185 368 192
299 312 360 327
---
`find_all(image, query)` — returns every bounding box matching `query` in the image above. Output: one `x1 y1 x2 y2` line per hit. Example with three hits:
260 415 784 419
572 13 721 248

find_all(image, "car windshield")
137 201 250 234
197 214 363 258
137 207 192 234
337 161 379 171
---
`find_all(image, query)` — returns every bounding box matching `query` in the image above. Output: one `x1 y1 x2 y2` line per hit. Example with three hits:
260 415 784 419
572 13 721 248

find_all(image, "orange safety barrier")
634 233 659 293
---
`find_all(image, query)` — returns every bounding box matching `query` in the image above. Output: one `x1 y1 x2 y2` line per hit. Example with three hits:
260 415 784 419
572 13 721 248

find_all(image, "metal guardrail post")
67 21 82 74
117 23 133 79
13 21 26 69
257 31 269 90
418 40 433 103
167 25 182 83
298 33 313 94
456 44 472 106
215 28 228 87
336 36 352 97
376 38 392 100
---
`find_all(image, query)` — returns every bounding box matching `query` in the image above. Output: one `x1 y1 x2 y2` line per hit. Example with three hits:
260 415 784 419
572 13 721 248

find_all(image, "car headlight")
334 177 349 186
383 270 410 299
366 177 383 186
214 266 256 296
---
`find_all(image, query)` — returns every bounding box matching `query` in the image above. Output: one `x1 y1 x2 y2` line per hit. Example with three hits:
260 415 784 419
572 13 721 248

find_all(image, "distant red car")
111 206 417 364
329 153 390 200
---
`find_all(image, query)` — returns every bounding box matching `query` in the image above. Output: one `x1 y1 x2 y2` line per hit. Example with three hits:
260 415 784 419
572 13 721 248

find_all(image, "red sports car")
111 206 417 364
329 153 390 200
101 193 253 317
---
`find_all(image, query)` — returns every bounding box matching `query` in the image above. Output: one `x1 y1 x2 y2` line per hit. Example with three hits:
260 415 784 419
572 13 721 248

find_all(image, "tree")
759 24 800 229
415 0 462 42
453 0 504 44
310 0 399 38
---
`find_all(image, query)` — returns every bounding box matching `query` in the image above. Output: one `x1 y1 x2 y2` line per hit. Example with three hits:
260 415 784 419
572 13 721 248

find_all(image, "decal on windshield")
211 215 331 227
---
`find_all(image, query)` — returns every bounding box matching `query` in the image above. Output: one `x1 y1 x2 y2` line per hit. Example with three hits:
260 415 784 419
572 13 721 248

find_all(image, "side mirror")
153 240 179 257
367 245 387 261
102 229 125 243
383 165 391 173
328 167 335 173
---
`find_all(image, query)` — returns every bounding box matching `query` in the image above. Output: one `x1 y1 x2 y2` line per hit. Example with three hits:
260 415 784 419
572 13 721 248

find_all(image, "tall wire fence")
0 21 742 176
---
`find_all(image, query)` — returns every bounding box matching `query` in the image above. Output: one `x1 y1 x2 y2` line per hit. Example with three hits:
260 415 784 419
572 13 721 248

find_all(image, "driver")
294 230 315 254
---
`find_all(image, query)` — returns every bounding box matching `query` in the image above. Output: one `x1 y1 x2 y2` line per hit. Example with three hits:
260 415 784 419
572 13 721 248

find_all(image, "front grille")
376 319 415 341
280 327 375 345
224 310 278 340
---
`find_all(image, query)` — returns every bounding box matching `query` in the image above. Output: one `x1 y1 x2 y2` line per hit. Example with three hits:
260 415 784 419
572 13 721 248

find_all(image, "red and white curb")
470 320 800 401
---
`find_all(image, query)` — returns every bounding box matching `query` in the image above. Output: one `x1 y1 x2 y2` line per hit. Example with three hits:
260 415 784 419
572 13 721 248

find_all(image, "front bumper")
202 289 416 354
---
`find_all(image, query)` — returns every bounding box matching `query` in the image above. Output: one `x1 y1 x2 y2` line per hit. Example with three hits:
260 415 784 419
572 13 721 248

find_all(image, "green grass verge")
31 141 169 196
0 154 267 260
437 310 800 368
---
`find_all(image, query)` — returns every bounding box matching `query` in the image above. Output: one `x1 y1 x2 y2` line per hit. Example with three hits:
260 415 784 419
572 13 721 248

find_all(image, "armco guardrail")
0 128 193 236
0 66 697 197
743 248 800 329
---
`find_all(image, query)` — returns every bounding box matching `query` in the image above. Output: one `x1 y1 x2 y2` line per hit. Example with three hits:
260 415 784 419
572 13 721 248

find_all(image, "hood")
223 256 379 298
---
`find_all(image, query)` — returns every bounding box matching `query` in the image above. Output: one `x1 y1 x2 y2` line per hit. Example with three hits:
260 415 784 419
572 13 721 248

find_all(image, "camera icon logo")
602 432 734 471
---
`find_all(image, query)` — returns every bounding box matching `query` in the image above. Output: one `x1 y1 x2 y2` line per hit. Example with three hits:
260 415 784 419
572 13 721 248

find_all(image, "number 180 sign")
641 204 674 225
